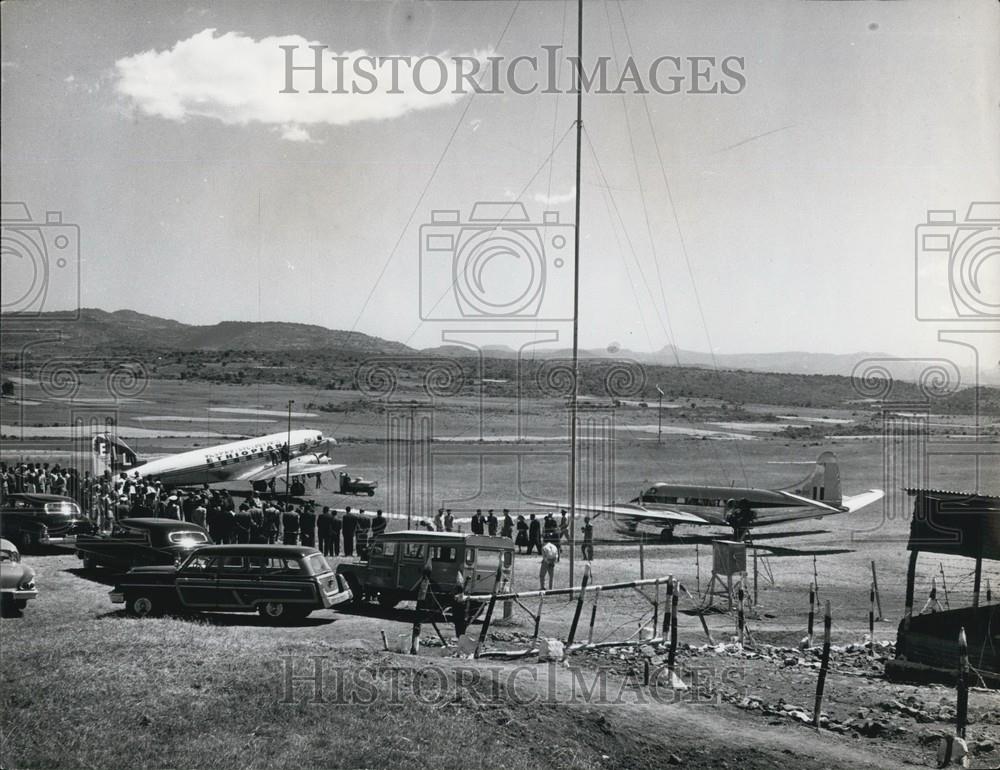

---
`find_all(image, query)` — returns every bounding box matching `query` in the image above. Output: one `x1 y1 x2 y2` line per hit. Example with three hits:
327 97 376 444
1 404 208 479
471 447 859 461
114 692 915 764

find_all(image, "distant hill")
424 342 998 386
3 308 995 387
0 309 413 354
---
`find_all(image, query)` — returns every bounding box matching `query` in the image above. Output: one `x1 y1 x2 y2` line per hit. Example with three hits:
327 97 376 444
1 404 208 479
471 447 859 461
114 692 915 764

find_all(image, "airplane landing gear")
659 525 675 543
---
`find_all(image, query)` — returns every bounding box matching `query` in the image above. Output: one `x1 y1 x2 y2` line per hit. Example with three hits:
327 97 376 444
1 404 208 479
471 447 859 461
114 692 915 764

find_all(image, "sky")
2 0 998 359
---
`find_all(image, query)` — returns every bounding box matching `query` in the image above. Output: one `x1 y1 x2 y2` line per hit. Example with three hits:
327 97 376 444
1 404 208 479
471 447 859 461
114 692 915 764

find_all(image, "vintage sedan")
1 538 37 616
0 493 95 551
109 544 351 623
75 518 211 571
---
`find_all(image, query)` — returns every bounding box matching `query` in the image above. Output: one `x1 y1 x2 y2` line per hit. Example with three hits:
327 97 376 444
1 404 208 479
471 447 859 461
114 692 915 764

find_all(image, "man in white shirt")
539 540 559 591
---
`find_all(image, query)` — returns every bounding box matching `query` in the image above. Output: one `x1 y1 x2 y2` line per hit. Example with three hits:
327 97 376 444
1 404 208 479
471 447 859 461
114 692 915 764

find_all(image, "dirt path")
382 652 920 769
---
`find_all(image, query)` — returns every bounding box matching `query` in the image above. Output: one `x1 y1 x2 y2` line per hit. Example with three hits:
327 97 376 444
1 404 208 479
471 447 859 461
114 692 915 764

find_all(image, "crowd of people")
0 461 392 558
431 506 594 561
2 461 595 575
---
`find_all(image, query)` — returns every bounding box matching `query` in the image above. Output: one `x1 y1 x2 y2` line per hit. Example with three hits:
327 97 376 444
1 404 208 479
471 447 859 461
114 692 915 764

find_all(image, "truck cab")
336 530 514 609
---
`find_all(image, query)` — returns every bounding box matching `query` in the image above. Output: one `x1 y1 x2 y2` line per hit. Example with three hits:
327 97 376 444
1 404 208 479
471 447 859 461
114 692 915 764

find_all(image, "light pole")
285 399 294 505
656 385 664 444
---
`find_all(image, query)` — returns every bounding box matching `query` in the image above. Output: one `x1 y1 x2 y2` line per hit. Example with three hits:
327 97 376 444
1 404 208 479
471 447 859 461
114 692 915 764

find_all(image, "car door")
251 556 316 608
215 554 252 609
396 542 426 594
96 524 151 570
175 554 222 608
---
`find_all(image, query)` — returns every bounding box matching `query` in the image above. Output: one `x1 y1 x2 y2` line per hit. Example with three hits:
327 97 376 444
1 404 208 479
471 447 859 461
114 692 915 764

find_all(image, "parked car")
1 538 37 616
338 472 377 496
75 518 211 571
109 544 351 622
336 530 514 609
0 493 95 551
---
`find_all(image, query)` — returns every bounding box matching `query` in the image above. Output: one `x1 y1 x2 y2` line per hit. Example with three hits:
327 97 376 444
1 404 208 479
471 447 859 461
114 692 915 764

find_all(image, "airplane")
545 451 884 542
92 429 345 490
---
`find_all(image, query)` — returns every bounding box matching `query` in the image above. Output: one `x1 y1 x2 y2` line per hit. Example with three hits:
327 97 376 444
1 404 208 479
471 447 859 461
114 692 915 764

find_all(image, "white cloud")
534 187 576 205
114 29 486 140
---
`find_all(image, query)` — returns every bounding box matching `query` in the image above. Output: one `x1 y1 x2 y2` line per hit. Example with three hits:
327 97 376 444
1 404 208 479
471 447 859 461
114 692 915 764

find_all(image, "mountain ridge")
2 308 993 385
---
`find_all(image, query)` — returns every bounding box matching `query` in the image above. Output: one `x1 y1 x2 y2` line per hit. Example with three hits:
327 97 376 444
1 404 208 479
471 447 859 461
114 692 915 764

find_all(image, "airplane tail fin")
780 451 842 506
92 433 140 474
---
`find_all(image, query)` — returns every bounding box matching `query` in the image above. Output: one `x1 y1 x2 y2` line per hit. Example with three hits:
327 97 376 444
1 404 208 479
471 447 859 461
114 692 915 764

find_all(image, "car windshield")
1 549 18 563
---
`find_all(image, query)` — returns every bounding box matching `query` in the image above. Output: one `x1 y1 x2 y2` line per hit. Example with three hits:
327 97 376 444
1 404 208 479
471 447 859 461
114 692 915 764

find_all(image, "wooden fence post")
587 587 601 646
474 564 502 659
566 565 591 647
668 588 679 673
957 627 969 739
812 600 832 728
869 582 875 655
663 575 674 635
807 583 816 647
737 585 745 647
870 560 883 620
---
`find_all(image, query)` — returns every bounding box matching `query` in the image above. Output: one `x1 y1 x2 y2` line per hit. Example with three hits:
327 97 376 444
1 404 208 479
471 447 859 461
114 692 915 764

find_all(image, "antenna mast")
568 0 583 587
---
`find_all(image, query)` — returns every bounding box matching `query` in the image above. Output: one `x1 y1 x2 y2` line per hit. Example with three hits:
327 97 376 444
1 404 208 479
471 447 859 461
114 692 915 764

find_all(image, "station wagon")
110 544 351 622
336 530 514 609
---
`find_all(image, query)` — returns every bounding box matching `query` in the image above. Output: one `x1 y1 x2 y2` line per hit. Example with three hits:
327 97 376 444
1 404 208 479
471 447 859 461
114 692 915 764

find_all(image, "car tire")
343 574 364 607
125 593 160 618
82 554 99 570
377 592 399 609
258 601 309 623
18 531 35 552
0 595 21 618
367 490 374 497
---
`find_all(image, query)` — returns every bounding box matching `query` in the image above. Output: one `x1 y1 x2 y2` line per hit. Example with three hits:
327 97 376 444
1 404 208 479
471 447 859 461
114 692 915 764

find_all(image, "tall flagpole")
569 0 584 588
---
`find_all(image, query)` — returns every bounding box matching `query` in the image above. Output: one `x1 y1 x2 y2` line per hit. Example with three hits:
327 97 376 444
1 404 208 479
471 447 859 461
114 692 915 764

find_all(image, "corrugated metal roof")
905 488 1000 502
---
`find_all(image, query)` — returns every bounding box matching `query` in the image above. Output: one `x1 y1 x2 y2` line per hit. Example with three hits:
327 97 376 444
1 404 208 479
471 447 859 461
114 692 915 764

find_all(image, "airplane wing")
539 501 709 526
775 490 843 512
841 489 885 513
238 460 346 483
752 489 884 526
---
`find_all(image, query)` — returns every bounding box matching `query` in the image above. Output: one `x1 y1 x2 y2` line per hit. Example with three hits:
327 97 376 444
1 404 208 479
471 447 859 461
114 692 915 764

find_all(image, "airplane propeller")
724 498 756 540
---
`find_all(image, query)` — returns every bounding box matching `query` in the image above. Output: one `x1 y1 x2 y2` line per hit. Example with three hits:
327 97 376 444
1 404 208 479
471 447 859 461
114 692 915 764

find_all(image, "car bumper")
39 534 79 545
2 588 38 602
320 575 352 608
109 591 125 604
